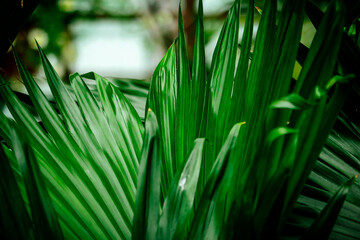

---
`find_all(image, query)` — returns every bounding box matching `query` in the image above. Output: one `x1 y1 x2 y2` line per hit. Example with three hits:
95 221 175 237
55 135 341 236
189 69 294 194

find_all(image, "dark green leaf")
227 0 254 131
189 123 242 239
11 126 63 240
190 0 207 139
204 0 240 176
0 143 34 240
176 4 192 171
301 177 356 240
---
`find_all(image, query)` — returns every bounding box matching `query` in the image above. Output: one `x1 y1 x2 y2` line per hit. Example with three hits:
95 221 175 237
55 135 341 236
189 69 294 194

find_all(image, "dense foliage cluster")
0 0 359 239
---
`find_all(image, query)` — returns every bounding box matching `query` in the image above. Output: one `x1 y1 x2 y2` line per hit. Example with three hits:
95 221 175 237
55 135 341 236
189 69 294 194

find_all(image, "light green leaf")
325 74 355 90
147 43 177 199
270 93 315 110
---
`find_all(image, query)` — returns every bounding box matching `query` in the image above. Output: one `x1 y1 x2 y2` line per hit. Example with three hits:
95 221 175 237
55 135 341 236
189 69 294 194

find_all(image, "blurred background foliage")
0 0 335 88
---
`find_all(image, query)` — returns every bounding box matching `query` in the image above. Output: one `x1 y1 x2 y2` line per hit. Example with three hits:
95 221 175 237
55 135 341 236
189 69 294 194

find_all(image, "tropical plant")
0 0 359 239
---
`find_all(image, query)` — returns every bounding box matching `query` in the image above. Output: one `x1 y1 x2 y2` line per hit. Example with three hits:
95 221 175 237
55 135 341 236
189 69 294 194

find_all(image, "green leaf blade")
176 4 192 171
191 0 207 139
227 0 254 131
132 111 162 240
11 126 63 240
0 144 34 240
147 43 177 198
158 138 205 239
204 0 240 176
189 123 243 239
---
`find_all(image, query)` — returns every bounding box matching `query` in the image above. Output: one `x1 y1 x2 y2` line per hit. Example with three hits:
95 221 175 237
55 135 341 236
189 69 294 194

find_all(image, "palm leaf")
0 44 144 238
301 177 356 240
10 126 63 240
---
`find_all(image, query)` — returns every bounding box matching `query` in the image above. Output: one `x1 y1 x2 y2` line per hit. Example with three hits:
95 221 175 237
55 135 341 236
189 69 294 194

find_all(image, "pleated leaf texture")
0 0 359 239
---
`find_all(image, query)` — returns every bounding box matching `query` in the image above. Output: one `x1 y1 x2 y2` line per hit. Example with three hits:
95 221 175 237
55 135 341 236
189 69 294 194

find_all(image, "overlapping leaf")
0 44 145 239
132 111 162 240
0 0 359 239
